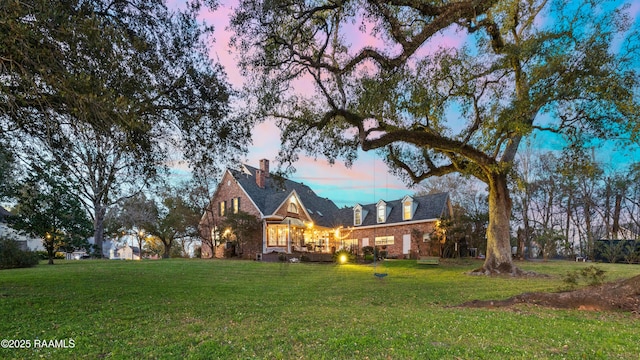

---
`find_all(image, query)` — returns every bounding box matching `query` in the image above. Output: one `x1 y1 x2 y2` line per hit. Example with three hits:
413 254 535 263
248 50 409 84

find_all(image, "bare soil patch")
459 274 640 314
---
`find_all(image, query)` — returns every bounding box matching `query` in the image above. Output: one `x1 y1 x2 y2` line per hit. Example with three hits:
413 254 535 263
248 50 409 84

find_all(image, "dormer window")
353 204 367 226
402 195 415 221
376 200 389 223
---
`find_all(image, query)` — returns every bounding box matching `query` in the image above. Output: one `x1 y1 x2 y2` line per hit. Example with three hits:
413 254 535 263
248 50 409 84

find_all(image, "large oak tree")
230 0 640 274
2 0 251 253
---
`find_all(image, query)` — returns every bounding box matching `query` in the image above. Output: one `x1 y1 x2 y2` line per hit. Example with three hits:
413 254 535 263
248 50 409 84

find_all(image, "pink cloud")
167 1 442 205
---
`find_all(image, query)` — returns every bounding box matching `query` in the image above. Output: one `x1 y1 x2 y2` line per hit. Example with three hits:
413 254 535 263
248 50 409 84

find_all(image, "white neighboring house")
0 205 45 252
109 244 141 260
83 237 116 258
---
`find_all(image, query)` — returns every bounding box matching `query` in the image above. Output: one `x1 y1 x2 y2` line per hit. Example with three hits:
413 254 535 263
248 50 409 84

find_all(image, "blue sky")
168 0 640 208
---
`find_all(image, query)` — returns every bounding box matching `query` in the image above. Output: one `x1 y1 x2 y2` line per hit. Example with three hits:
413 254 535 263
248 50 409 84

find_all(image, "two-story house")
199 159 452 260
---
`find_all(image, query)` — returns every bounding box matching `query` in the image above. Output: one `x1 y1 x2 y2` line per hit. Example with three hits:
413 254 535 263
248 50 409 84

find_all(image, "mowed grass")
1 259 639 359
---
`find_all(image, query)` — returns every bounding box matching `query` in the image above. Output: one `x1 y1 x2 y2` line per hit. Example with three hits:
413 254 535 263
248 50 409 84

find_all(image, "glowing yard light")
339 254 348 264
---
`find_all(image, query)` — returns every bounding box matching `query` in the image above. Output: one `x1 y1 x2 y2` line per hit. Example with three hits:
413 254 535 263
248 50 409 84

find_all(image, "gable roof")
336 192 450 227
228 165 340 228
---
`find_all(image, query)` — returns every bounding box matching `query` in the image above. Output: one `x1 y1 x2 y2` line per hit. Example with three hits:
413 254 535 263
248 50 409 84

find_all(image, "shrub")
581 265 606 286
0 238 40 269
362 246 374 256
562 265 606 290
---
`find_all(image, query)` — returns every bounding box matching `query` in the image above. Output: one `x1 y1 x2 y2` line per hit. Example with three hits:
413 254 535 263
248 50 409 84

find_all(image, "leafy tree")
151 190 202 259
143 234 165 258
2 0 250 254
0 146 17 200
38 123 159 258
104 193 158 255
106 186 202 258
418 174 489 257
598 240 626 264
533 227 564 261
9 162 93 264
1 0 243 163
220 210 262 258
623 240 640 264
230 0 640 274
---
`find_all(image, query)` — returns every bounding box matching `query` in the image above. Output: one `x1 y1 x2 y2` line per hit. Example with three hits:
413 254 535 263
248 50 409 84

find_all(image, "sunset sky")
172 1 640 208
195 1 419 207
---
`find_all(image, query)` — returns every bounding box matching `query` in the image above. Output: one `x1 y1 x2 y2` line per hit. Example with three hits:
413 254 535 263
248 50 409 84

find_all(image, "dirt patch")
459 274 640 314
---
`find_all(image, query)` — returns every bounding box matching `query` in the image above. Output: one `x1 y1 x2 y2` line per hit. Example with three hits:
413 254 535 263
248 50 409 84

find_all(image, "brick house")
199 159 452 260
334 193 452 258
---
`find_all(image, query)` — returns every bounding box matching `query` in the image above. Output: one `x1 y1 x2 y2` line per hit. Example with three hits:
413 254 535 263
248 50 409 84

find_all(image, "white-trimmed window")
288 197 299 214
402 196 414 220
288 202 298 213
267 225 289 247
377 201 388 223
354 206 362 226
403 201 412 220
219 201 226 217
375 236 394 245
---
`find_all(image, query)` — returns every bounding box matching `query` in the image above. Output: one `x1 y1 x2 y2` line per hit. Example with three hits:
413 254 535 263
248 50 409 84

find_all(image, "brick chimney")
256 159 269 188
259 159 269 177
256 169 265 188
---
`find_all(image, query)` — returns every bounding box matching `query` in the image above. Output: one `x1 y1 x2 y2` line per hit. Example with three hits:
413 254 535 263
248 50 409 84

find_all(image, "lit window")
219 201 226 217
354 208 362 226
375 236 394 245
403 201 412 220
211 226 220 244
377 203 386 223
232 198 240 214
267 225 289 247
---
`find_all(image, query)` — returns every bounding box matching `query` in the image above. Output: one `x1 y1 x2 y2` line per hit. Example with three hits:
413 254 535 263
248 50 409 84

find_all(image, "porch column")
262 220 267 254
287 219 291 253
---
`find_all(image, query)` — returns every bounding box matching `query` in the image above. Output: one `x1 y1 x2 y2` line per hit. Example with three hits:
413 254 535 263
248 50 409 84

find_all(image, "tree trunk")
163 239 172 259
93 203 106 258
612 193 622 239
46 243 55 265
473 173 521 275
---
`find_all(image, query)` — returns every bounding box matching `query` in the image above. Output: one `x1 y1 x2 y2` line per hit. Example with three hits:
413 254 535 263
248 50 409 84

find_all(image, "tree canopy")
230 0 640 274
2 0 251 254
1 0 245 173
9 161 93 264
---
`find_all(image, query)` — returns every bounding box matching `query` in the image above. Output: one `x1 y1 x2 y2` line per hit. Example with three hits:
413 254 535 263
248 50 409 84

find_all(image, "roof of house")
229 165 341 228
335 192 450 227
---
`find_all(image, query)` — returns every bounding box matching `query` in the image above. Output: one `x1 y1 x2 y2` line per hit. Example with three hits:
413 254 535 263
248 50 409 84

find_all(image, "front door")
402 234 411 255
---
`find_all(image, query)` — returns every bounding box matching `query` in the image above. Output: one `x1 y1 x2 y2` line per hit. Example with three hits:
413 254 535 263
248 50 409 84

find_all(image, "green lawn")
1 259 639 359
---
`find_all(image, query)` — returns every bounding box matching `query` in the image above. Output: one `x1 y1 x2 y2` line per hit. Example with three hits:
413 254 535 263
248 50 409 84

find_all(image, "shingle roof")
229 165 341 228
335 192 450 227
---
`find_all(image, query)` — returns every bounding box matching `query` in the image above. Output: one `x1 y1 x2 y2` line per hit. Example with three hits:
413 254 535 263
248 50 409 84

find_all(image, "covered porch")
263 217 337 254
